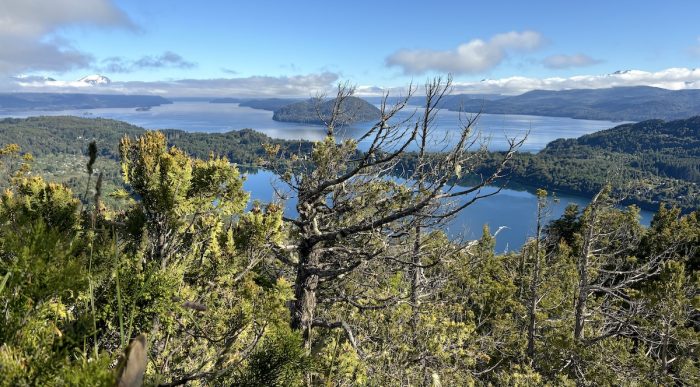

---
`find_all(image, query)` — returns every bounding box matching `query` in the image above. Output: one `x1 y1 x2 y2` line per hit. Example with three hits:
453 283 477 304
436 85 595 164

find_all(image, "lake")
244 169 652 253
1 101 652 251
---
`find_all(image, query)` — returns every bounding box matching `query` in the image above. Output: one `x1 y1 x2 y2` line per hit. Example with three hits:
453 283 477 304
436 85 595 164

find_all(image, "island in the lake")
272 96 381 124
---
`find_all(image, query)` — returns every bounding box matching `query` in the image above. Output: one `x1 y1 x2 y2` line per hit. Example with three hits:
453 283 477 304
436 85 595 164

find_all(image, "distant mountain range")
439 86 700 121
0 93 172 111
8 85 691 122
272 96 381 125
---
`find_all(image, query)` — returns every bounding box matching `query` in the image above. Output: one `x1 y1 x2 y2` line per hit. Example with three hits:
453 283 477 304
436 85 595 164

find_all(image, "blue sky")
2 0 700 96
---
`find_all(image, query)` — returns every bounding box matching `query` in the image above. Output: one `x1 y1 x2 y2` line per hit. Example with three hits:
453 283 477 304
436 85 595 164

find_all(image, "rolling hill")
272 96 381 125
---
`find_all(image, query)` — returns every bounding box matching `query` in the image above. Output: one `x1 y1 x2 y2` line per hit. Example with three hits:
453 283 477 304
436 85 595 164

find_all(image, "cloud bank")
454 67 700 95
0 0 134 75
6 68 700 98
11 72 341 98
385 31 544 75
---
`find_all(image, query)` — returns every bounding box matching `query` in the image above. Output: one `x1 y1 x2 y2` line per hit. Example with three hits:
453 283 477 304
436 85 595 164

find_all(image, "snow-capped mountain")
77 75 111 86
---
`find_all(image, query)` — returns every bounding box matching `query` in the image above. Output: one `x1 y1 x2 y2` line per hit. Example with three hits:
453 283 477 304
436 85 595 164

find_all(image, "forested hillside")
505 117 700 211
0 116 312 201
0 84 697 385
566 117 700 182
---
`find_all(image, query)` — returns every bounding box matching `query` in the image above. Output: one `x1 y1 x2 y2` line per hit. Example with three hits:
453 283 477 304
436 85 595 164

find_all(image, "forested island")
272 96 381 124
0 93 172 111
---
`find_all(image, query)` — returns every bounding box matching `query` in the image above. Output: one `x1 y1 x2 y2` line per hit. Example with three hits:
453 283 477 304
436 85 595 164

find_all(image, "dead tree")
267 78 524 351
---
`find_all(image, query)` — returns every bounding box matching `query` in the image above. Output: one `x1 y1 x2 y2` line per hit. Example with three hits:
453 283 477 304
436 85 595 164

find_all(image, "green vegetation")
272 95 380 124
0 93 698 385
471 117 700 212
0 133 305 386
0 116 312 205
2 112 699 215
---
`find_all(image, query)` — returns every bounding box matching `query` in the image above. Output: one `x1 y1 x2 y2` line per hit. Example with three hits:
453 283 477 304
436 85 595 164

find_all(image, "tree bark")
291 240 320 350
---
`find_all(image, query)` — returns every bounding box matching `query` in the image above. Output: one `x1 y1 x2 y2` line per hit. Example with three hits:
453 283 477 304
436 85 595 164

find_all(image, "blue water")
1 101 652 251
244 169 653 253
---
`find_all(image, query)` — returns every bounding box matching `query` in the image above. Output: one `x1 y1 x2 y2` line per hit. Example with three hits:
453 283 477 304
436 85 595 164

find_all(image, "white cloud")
10 72 341 98
385 31 544 75
542 54 602 69
455 68 700 95
356 68 700 96
0 0 134 75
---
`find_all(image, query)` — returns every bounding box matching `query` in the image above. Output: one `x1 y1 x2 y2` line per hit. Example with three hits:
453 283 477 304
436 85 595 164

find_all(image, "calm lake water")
1 101 652 251
244 169 652 253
